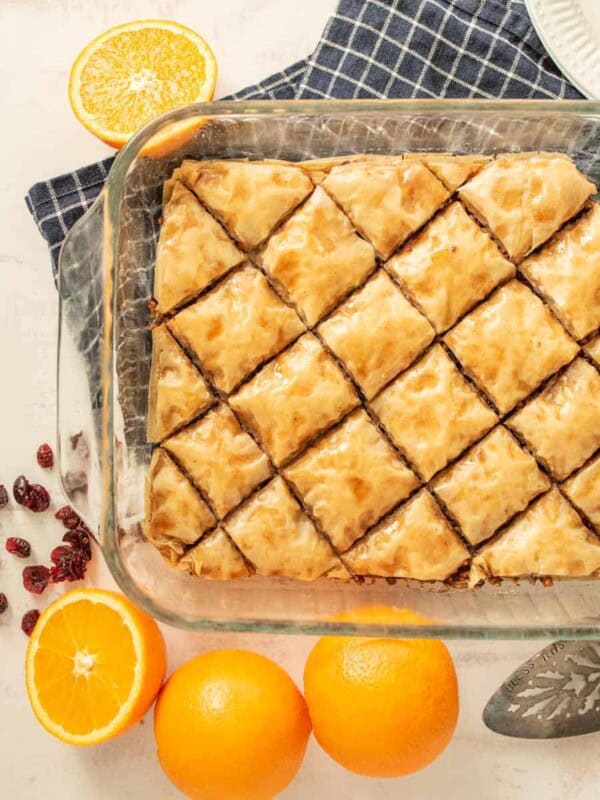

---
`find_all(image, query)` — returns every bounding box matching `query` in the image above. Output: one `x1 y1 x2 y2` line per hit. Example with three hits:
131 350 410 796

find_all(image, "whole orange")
154 649 311 800
303 605 458 778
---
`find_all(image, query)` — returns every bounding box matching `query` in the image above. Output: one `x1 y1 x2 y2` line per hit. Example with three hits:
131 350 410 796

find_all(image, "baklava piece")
153 180 244 314
372 345 497 480
563 456 600 532
178 528 250 580
225 477 342 580
405 153 490 191
387 202 515 332
321 159 448 258
470 490 600 586
144 449 215 564
521 204 600 340
163 404 272 517
176 159 313 249
433 426 550 545
285 410 419 552
459 154 595 261
508 358 600 480
230 334 358 466
343 490 469 580
260 186 375 325
318 271 434 398
147 325 213 442
445 280 578 413
168 266 304 393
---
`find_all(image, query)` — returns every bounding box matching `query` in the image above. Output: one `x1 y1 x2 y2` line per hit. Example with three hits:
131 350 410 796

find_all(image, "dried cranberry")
24 484 50 513
23 565 50 594
0 593 7 614
5 537 31 558
0 485 8 509
21 609 40 636
13 475 30 505
36 443 54 468
55 505 80 529
63 529 92 561
50 546 87 583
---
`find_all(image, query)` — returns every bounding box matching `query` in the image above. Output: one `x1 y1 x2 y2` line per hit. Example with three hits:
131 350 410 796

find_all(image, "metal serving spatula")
484 640 600 738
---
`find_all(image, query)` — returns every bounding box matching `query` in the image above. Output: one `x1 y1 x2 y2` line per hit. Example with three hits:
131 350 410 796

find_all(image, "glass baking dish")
57 99 600 639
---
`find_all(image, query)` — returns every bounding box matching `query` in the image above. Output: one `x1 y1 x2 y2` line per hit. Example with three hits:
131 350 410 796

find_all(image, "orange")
25 588 166 746
69 19 217 148
303 605 458 778
154 649 311 800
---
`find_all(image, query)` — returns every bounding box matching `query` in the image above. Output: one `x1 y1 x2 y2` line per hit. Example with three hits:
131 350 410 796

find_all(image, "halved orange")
25 588 166 746
69 19 217 148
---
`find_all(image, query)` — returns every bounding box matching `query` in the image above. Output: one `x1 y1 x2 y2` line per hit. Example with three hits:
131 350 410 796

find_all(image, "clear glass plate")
57 99 600 639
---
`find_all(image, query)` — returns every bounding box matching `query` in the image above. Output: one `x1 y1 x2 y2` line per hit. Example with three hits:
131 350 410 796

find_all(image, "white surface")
1 1 600 798
526 0 600 98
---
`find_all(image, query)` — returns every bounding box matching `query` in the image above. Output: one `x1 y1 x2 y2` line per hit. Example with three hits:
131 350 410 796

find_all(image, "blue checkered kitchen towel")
26 0 581 276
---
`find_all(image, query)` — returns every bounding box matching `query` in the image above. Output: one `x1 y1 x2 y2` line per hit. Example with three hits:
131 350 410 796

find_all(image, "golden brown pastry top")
322 160 448 258
470 489 600 586
147 325 213 442
168 266 304 393
508 358 600 480
153 180 244 314
285 409 419 552
144 449 215 564
178 528 250 580
563 456 600 531
230 334 359 466
404 153 490 191
343 490 469 580
459 154 595 261
260 186 376 325
372 345 497 480
176 159 313 249
163 404 273 517
521 204 600 340
387 202 515 333
445 280 579 413
318 271 434 398
433 426 550 545
225 477 341 580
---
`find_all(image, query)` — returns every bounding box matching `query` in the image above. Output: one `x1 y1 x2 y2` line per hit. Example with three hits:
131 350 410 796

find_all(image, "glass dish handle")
56 195 107 541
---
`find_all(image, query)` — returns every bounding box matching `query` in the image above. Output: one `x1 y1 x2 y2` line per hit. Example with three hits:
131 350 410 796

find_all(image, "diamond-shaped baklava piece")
433 427 550 545
178 528 250 579
508 359 600 480
225 477 341 580
163 404 272 517
372 345 497 480
445 280 578 413
564 456 600 531
230 334 358 466
405 153 490 191
260 186 375 325
285 410 419 552
176 159 313 249
459 154 595 261
343 490 469 580
321 160 448 258
153 181 244 313
144 449 215 564
318 271 434 398
147 325 213 442
470 489 600 586
587 337 600 365
387 202 515 332
168 266 304 393
520 204 600 340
